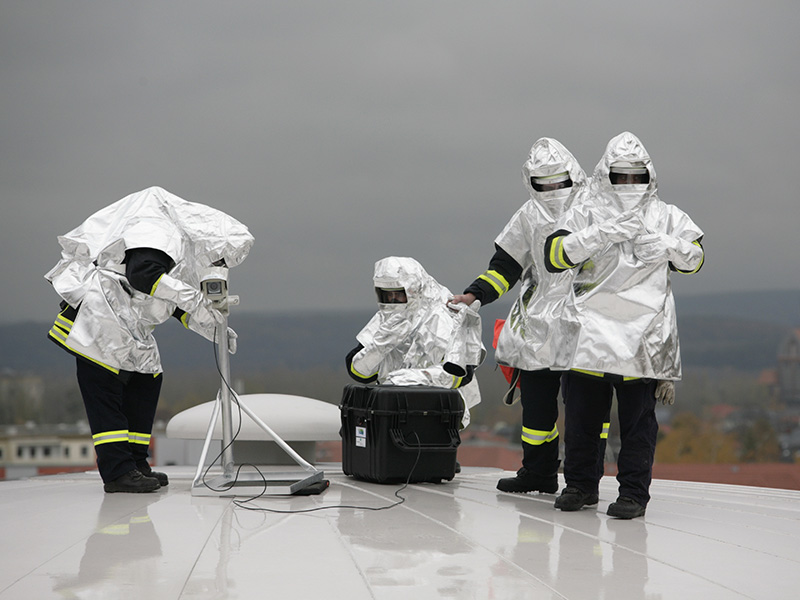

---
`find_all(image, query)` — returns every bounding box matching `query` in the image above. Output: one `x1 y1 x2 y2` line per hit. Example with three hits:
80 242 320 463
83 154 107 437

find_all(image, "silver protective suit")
554 132 704 379
45 186 254 374
494 138 588 371
351 257 483 427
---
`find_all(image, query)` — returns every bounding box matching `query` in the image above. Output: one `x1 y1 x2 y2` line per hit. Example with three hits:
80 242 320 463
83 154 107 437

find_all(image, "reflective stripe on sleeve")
548 236 575 271
350 363 378 381
521 425 559 447
478 270 510 297
150 274 165 296
600 422 610 439
674 240 705 274
93 430 129 446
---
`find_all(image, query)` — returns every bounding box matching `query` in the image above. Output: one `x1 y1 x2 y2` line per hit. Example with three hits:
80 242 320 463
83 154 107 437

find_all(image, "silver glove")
655 380 675 405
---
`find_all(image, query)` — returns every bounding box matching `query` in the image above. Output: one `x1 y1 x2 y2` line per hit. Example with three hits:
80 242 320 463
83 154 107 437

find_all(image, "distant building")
0 423 96 480
777 329 800 405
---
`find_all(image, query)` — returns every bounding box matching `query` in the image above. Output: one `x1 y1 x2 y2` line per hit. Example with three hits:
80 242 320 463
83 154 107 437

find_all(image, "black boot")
497 467 558 494
137 461 169 487
607 496 646 519
554 486 599 511
104 469 161 493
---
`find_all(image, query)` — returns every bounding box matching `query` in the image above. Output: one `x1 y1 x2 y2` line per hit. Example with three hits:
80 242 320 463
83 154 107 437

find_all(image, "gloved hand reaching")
351 311 414 378
633 233 669 264
226 327 238 354
563 213 642 263
655 380 675 405
186 300 226 343
633 232 703 271
598 213 643 243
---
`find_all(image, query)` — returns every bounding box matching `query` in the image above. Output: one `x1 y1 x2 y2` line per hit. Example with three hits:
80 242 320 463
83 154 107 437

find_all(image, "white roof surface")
1 465 799 599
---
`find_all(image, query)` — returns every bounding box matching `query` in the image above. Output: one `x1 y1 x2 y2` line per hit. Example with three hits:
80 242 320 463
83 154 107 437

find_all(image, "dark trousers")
76 359 162 483
518 369 562 477
563 372 657 506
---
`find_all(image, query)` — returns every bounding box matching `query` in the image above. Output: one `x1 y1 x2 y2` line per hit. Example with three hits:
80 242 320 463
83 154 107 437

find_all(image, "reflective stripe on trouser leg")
128 432 152 445
121 372 163 464
519 369 563 477
597 421 610 480
76 359 137 482
521 426 559 446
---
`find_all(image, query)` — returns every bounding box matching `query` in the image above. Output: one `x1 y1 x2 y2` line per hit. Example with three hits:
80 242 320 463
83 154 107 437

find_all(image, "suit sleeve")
463 244 523 305
124 248 188 323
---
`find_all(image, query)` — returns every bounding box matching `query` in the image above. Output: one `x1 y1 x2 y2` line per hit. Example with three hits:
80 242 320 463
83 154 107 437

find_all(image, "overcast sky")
1 1 798 324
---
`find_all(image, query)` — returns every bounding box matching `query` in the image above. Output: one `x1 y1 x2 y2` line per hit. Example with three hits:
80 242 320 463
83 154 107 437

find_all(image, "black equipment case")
340 384 463 484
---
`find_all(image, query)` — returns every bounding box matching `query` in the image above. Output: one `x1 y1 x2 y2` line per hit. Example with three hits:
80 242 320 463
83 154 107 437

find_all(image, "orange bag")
493 319 518 387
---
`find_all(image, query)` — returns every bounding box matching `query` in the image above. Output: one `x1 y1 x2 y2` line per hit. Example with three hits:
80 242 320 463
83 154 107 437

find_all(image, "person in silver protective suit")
346 256 483 431
45 186 254 493
545 132 704 518
452 137 610 494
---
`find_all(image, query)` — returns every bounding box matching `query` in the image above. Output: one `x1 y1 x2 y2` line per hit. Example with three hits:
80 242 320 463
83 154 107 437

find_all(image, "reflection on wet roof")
2 465 799 599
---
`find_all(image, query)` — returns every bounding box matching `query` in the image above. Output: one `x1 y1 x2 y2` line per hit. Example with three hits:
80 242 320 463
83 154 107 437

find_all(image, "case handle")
389 428 460 451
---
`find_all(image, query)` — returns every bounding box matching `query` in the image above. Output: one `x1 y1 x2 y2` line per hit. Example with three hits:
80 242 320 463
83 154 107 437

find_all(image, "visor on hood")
521 138 586 216
530 171 572 192
375 287 407 304
609 160 650 185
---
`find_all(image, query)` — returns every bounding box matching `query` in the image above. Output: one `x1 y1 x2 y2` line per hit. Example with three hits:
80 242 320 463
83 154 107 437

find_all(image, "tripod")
191 279 324 497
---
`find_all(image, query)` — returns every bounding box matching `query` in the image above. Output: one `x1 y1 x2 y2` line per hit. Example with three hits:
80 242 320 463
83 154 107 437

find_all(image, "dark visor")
375 287 407 304
609 171 650 185
530 177 573 192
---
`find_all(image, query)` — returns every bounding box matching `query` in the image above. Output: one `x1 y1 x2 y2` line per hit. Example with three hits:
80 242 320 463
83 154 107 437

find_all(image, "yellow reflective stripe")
49 324 69 343
128 432 151 446
572 368 604 378
350 362 377 380
521 425 559 446
50 313 73 342
130 516 151 525
452 375 463 388
478 270 510 297
549 236 574 270
55 313 74 328
518 530 553 544
48 329 120 374
150 273 164 296
572 369 639 381
682 240 704 274
180 312 190 328
99 524 130 536
93 430 129 446
600 422 610 439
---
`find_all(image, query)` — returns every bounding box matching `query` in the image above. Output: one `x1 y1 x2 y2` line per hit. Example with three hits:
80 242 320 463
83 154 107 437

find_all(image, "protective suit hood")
371 256 450 318
44 187 253 374
522 137 587 219
45 186 254 306
590 131 657 213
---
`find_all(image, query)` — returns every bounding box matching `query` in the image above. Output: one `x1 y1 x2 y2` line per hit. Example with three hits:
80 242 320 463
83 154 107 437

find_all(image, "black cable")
201 326 423 513
200 326 247 492
232 433 423 514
